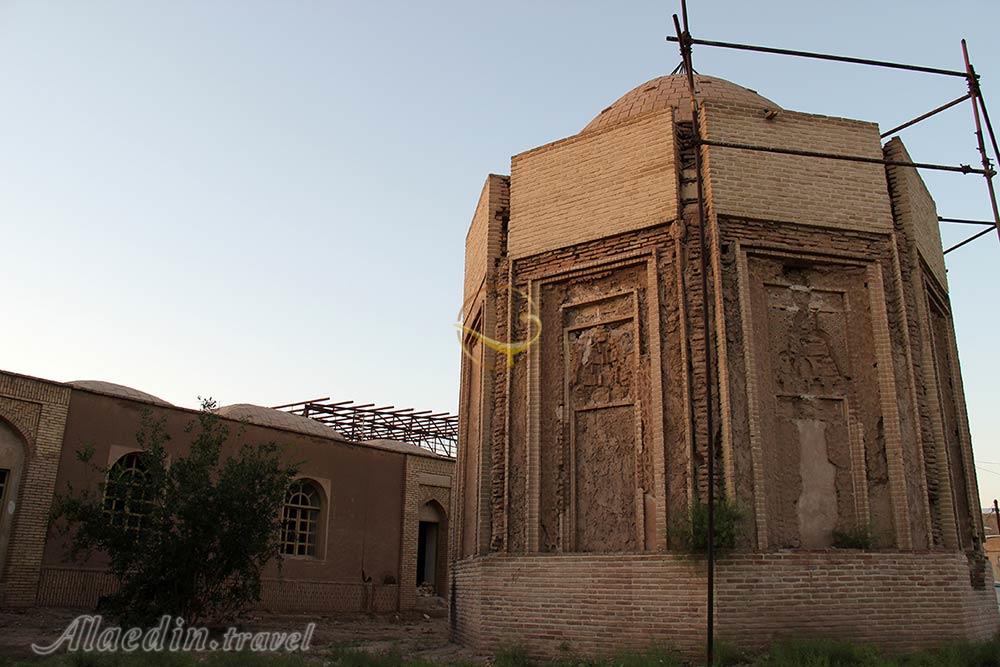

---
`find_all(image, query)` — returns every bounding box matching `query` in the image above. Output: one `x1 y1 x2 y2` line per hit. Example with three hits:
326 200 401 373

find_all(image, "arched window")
281 479 322 557
104 452 153 535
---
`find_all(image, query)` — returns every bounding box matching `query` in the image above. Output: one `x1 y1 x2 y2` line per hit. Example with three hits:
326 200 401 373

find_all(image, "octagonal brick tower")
452 73 999 656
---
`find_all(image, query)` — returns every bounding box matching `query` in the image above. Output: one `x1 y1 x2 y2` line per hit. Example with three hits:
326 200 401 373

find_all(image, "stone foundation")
451 552 999 657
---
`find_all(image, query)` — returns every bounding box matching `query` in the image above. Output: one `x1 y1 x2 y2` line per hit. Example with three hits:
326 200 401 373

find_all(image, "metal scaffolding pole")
962 40 1000 244
672 2 716 663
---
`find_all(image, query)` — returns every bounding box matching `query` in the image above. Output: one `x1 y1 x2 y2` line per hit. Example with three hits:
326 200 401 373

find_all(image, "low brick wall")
36 567 117 608
35 567 398 613
452 552 1000 657
258 578 398 613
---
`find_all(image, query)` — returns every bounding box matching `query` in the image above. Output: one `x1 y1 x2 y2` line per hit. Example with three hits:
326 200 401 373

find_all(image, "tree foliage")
51 400 297 624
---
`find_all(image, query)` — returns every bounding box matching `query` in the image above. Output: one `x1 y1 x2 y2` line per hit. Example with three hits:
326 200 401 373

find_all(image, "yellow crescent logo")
455 288 541 368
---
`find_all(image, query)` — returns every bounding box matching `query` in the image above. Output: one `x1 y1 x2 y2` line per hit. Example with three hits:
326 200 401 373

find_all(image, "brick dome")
68 380 173 406
582 74 780 134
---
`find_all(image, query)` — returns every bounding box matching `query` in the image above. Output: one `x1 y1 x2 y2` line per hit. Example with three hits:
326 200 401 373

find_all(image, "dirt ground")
0 596 474 662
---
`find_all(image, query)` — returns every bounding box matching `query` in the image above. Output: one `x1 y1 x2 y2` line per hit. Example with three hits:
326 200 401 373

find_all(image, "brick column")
0 372 71 607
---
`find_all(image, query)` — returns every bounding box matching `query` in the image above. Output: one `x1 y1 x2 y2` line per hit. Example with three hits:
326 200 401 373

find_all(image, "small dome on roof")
68 380 173 406
215 403 345 439
582 74 780 134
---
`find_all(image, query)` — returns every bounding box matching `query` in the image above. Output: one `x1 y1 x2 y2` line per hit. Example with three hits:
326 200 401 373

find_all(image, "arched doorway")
0 419 27 583
416 500 447 596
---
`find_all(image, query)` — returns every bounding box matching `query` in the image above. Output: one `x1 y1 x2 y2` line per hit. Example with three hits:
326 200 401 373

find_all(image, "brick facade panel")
703 101 893 232
508 111 677 259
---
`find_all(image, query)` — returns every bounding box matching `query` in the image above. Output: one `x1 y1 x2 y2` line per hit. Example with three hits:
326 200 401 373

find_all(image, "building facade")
0 370 453 613
452 74 999 655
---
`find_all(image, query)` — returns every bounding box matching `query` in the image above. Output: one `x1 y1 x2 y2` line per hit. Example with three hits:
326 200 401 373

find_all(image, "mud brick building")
453 74 999 655
0 370 453 613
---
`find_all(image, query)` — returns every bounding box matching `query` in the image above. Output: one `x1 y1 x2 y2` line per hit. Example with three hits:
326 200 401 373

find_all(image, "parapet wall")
452 552 999 657
702 101 892 233
464 175 510 306
508 110 677 259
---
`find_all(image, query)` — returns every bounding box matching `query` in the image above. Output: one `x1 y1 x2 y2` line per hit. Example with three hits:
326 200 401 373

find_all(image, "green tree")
51 399 297 625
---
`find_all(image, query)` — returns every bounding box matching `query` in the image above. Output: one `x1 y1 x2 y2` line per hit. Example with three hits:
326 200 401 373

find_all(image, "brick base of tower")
451 553 999 657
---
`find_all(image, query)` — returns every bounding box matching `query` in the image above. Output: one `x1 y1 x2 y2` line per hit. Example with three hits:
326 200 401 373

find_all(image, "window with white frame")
103 452 153 536
280 479 322 557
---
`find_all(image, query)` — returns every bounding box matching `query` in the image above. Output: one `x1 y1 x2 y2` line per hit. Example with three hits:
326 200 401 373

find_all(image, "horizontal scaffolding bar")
697 138 991 175
881 94 971 138
666 35 968 78
939 216 996 227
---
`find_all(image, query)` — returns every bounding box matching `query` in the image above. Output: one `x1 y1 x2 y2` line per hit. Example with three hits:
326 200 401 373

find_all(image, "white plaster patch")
796 419 838 548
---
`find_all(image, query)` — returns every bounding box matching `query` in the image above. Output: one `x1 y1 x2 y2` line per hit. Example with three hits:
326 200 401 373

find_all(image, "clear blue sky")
3 1 1000 506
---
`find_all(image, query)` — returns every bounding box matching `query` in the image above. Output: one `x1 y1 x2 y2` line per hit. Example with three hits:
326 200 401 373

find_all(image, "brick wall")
508 110 677 259
30 442 452 614
464 175 510 308
35 566 399 613
453 552 999 658
883 145 961 550
35 567 117 608
0 369 456 615
399 453 454 609
883 137 948 289
258 578 398 613
459 174 507 568
0 371 71 607
702 101 892 233
450 554 484 647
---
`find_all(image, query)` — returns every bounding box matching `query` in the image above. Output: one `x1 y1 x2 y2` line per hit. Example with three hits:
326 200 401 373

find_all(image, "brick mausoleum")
452 73 1000 655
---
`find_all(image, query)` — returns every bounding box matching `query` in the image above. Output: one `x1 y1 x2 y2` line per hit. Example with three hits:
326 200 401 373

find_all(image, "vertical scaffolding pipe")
975 93 1000 189
961 40 1000 243
673 2 716 663
994 499 1000 535
964 41 1000 181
